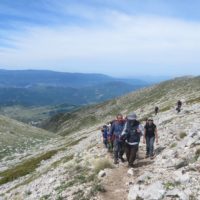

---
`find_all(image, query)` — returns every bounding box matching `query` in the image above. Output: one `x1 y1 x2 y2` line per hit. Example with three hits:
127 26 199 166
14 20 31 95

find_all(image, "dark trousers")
103 138 108 148
146 136 155 156
113 140 125 161
125 143 138 165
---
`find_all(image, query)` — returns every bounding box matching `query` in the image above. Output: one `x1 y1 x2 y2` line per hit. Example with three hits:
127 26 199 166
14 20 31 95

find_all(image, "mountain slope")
0 115 56 161
0 76 200 200
42 76 200 135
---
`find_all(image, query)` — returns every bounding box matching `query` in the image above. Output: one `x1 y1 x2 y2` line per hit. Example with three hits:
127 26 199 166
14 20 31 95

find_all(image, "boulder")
128 181 166 200
98 170 106 178
166 189 189 200
127 168 134 176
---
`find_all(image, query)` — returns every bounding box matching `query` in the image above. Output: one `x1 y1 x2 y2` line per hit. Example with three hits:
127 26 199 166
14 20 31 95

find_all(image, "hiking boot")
128 163 134 168
150 154 155 159
145 154 150 158
120 157 125 163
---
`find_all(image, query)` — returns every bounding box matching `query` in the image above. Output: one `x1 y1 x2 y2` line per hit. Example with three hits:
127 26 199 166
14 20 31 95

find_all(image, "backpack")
126 120 141 143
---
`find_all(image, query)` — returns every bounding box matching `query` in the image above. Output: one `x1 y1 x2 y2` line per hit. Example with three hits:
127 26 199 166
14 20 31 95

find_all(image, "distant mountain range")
0 69 148 107
0 69 147 88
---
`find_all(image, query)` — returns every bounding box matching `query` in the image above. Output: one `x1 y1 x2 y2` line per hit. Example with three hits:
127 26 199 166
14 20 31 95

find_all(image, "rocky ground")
0 100 199 200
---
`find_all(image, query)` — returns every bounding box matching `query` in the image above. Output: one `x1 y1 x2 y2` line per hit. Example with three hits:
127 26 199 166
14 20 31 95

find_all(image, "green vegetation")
170 143 177 148
179 132 187 139
164 181 181 190
159 106 171 112
195 148 200 161
42 76 200 137
68 136 88 147
186 97 200 104
0 104 78 124
40 194 51 200
89 179 106 195
94 158 114 174
0 150 58 185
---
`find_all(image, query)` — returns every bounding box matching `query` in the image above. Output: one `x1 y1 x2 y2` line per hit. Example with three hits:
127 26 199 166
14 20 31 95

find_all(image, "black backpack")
126 120 141 143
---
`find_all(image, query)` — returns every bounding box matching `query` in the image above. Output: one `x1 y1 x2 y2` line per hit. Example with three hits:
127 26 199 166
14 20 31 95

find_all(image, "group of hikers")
101 113 158 167
100 100 183 167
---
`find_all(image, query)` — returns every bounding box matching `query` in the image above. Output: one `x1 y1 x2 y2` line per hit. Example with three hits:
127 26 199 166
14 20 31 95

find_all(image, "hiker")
121 113 143 167
107 122 114 153
143 118 158 159
101 125 109 148
155 106 159 115
109 114 125 164
176 100 182 113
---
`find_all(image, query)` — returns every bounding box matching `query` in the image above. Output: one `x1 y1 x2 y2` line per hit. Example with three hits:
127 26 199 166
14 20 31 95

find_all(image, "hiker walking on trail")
121 113 143 168
109 114 125 164
143 118 158 159
101 125 109 148
155 106 159 115
176 100 182 113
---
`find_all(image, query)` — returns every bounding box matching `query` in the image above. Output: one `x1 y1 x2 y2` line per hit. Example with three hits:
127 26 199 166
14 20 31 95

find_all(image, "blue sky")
0 0 200 77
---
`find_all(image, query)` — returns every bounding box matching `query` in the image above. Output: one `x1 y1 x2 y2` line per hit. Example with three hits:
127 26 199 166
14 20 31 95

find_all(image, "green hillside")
42 76 200 135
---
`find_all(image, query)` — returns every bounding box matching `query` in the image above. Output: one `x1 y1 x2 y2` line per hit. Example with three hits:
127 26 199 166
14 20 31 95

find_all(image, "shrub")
170 143 177 148
179 132 187 139
94 159 113 174
195 148 200 161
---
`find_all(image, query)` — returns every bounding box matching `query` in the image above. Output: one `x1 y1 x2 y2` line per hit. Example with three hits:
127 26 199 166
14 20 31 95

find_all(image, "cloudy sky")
0 0 200 77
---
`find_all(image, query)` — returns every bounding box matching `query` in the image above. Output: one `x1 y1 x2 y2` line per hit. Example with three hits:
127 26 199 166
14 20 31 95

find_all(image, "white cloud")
0 12 200 76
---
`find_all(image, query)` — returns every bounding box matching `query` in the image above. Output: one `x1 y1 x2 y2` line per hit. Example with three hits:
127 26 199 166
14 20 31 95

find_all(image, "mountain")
0 69 147 88
0 70 148 123
0 76 199 200
0 81 144 107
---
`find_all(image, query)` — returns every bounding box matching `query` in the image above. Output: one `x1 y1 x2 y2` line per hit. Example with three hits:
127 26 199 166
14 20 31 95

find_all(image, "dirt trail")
99 147 154 200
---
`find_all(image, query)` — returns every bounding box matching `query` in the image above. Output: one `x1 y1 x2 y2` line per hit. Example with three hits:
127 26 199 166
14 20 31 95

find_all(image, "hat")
148 117 153 121
127 112 137 120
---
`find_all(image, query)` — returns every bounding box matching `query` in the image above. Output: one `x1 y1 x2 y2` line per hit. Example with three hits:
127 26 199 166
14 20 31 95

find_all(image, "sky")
0 0 200 77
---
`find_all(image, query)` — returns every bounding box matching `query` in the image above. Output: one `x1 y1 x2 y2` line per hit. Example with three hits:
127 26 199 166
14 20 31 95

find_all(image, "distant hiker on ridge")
109 114 126 164
154 106 159 115
121 113 143 168
176 100 182 113
143 118 158 159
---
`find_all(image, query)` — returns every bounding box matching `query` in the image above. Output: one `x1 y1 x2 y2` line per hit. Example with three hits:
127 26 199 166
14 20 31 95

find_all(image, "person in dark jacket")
109 114 125 164
176 100 182 113
143 118 158 159
121 112 143 167
101 125 108 148
154 106 159 115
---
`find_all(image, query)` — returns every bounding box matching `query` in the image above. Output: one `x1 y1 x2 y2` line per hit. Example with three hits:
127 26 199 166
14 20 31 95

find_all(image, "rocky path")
99 146 156 200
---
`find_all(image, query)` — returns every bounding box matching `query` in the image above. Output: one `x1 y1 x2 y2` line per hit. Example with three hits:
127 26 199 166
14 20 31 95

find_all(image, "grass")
159 106 171 112
50 154 74 168
89 180 106 196
94 158 114 174
164 181 181 190
0 150 58 185
170 143 177 148
179 132 187 139
68 136 88 147
40 194 51 200
195 148 200 161
186 97 200 104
